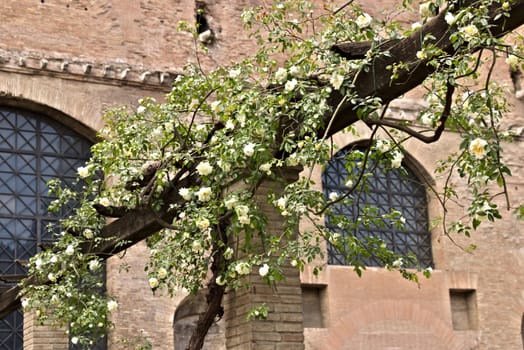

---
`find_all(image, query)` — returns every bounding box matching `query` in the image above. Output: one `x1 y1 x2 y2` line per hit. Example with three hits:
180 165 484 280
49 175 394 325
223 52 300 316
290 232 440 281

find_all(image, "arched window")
322 144 433 268
173 290 225 350
0 107 92 349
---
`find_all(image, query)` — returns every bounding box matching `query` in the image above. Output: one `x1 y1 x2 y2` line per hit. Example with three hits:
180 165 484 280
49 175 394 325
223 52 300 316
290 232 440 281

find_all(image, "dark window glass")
322 145 433 268
0 107 93 350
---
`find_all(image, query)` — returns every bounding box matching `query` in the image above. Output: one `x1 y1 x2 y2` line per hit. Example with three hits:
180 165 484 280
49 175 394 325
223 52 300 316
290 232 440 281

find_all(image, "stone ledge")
0 48 180 91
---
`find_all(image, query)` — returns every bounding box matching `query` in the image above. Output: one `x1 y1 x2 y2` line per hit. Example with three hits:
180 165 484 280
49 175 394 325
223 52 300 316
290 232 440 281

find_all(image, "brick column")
224 167 305 350
23 310 68 350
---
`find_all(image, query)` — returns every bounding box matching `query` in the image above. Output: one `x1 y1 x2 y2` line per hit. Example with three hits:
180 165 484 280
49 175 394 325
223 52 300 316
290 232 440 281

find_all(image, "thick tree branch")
323 0 524 137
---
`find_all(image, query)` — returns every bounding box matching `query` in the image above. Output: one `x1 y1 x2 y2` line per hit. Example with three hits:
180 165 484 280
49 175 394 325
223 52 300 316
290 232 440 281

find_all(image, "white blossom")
89 259 101 271
47 273 57 282
224 247 234 260
21 298 29 309
391 151 404 168
136 105 146 114
229 68 241 78
210 101 221 112
238 215 251 225
375 139 391 153
71 337 79 345
289 65 301 77
355 13 372 28
216 275 226 286
236 113 246 127
235 205 250 217
445 12 456 25
77 166 89 178
276 197 287 210
224 196 237 210
151 126 163 138
330 73 344 90
83 229 94 239
469 138 488 159
329 232 341 244
179 188 192 201
506 54 519 69
34 258 43 270
460 24 479 39
225 120 235 130
164 121 174 133
235 262 251 275
411 22 422 30
420 113 434 126
148 277 159 289
192 240 204 253
258 264 270 277
275 67 288 83
107 300 119 312
416 50 427 60
99 197 110 207
259 163 272 175
197 187 212 202
196 161 213 176
243 143 256 157
419 2 431 18
285 78 298 92
329 192 339 201
426 92 440 104
65 245 75 256
392 258 403 268
196 218 210 230
235 205 251 225
158 267 168 279
290 259 298 267
196 124 206 132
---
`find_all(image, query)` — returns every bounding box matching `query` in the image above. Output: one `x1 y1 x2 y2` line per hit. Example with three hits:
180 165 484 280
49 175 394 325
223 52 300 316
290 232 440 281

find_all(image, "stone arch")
173 289 225 350
0 73 107 133
323 300 476 350
0 95 97 141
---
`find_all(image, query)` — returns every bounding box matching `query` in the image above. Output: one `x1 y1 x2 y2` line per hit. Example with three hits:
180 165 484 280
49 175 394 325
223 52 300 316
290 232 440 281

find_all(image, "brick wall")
23 311 68 350
0 1 523 349
224 168 304 350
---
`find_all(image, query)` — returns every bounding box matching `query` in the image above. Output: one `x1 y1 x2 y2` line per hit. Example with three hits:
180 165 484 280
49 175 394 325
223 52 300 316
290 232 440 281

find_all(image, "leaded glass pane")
322 145 433 268
0 107 93 350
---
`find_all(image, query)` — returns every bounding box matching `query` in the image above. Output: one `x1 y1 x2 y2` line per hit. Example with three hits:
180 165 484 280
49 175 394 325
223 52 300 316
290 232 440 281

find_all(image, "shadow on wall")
173 289 225 350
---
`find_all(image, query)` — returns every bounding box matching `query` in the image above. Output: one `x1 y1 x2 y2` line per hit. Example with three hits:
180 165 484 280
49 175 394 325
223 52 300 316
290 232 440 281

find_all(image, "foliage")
21 0 523 348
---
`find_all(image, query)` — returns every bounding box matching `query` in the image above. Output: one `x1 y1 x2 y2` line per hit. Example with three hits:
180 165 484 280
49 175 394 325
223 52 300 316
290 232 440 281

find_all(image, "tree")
15 0 524 349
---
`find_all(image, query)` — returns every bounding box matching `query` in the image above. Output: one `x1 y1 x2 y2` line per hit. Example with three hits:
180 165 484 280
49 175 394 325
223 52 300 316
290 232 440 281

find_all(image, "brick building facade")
0 1 523 349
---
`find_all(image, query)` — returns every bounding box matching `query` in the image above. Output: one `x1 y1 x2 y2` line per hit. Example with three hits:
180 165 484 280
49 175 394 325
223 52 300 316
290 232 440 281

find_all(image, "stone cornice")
0 48 179 91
